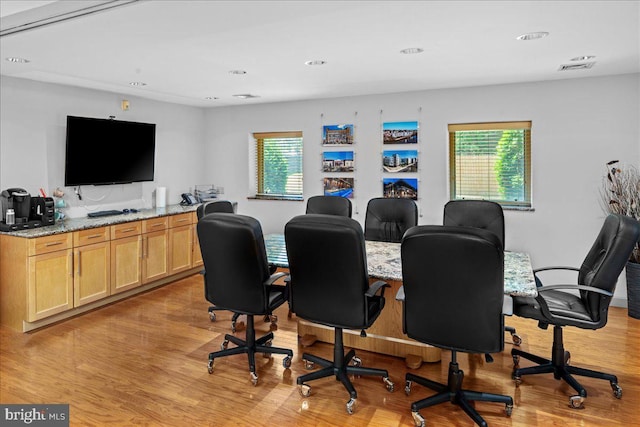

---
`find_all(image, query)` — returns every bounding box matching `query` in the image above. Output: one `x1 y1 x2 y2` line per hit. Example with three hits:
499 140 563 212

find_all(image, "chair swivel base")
297 327 394 414
511 325 622 408
207 315 292 385
405 357 513 427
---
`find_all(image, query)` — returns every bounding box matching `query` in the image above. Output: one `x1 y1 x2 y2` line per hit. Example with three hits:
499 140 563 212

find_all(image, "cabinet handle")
46 241 64 247
69 252 73 277
87 234 103 239
151 223 163 228
77 251 81 276
175 219 188 223
120 228 136 233
143 236 148 258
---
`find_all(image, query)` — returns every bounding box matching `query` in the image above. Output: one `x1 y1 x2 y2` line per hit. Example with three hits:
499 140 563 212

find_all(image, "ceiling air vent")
558 62 596 71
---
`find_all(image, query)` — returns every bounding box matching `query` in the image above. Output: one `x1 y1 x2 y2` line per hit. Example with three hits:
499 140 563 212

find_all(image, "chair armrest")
265 271 289 286
365 280 389 298
533 266 580 274
538 283 613 297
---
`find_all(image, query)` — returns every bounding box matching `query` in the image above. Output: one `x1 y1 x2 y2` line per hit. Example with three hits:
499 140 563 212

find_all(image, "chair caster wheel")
299 383 311 397
263 340 273 358
304 359 314 370
611 382 622 399
505 404 513 417
383 377 394 392
207 359 214 374
208 310 216 322
512 333 522 346
405 380 412 395
346 397 357 415
231 322 237 333
351 356 362 367
411 410 425 427
220 340 229 351
512 354 520 366
513 374 522 387
250 372 258 386
283 356 292 369
569 395 585 409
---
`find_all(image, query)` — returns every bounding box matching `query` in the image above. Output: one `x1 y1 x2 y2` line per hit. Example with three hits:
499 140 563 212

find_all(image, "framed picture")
383 178 418 200
323 177 354 198
383 121 418 144
322 151 354 172
382 150 418 173
323 124 354 145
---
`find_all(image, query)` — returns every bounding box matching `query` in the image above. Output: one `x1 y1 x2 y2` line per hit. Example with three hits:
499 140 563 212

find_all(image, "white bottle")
6 208 15 225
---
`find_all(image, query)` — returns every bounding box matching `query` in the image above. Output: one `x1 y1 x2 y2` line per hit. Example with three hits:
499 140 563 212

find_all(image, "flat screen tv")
64 115 156 186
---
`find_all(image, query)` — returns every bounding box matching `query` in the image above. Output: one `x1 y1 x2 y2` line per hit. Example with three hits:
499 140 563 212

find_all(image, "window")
449 121 531 208
251 131 303 200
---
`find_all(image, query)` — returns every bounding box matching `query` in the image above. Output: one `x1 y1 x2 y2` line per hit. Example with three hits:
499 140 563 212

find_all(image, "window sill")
247 195 303 202
503 206 535 212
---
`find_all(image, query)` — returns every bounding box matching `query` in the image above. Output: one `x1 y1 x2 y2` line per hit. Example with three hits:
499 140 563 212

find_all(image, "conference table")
264 233 537 364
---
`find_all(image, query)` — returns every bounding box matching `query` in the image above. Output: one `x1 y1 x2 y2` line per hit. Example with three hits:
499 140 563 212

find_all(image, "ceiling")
1 0 638 108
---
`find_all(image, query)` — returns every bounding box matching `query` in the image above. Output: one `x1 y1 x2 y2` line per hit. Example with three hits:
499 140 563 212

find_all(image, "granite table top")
264 233 537 297
0 204 199 238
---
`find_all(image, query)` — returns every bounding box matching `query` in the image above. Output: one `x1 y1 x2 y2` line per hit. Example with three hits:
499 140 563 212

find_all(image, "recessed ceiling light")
516 32 549 41
305 60 327 66
5 57 30 63
129 81 147 86
233 94 259 99
204 96 219 100
400 48 424 54
571 55 596 61
229 70 247 75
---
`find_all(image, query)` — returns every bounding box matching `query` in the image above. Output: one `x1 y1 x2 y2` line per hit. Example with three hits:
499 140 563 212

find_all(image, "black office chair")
197 213 294 385
364 197 418 243
285 214 394 414
401 225 514 427
196 200 243 328
511 213 640 408
443 199 522 353
305 195 352 217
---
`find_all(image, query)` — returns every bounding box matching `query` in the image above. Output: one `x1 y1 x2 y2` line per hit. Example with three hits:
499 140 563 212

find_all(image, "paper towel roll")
156 187 167 208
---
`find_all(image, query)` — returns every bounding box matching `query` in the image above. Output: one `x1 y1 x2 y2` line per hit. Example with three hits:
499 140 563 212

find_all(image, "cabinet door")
74 241 111 306
192 222 203 268
168 225 193 275
142 230 169 284
110 235 142 294
27 249 73 321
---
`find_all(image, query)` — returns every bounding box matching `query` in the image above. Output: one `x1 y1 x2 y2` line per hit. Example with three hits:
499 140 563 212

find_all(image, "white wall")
203 73 639 305
0 76 206 214
1 73 638 305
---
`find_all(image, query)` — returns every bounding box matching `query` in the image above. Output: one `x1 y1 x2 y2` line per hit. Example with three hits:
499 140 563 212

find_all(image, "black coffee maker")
0 188 32 223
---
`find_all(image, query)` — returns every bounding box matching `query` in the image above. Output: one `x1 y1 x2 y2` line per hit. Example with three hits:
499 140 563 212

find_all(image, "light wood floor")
1 274 639 426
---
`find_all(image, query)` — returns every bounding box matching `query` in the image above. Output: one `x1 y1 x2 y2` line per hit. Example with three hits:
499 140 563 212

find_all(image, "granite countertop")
263 233 537 297
0 204 199 238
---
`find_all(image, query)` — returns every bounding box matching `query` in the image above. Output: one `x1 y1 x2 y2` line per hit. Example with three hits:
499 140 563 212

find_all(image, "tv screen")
65 116 156 186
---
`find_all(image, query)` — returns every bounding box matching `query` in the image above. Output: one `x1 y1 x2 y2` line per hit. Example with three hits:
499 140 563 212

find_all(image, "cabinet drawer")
28 233 73 256
110 221 141 240
142 217 168 233
74 226 109 246
169 213 192 228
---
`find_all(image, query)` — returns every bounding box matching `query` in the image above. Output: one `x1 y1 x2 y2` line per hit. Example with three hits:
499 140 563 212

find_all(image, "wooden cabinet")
192 212 203 268
27 233 74 321
142 217 169 284
73 227 110 307
168 213 193 275
110 222 142 294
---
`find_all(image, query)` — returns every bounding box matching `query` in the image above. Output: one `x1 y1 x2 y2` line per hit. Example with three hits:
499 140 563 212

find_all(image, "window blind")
449 121 531 208
253 131 303 199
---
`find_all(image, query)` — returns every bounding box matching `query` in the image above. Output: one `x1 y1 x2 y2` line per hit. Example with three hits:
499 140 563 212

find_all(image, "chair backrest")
284 214 371 329
443 200 505 248
401 225 505 354
197 213 271 314
578 214 640 322
196 200 235 220
305 195 352 217
364 197 418 243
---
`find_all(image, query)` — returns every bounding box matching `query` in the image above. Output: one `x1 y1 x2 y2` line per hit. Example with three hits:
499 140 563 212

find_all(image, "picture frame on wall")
383 178 418 200
383 121 418 144
382 150 418 173
323 124 354 145
323 177 354 198
322 151 354 172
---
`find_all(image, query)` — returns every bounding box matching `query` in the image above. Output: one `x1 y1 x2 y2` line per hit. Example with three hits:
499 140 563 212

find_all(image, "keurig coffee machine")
0 188 55 231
